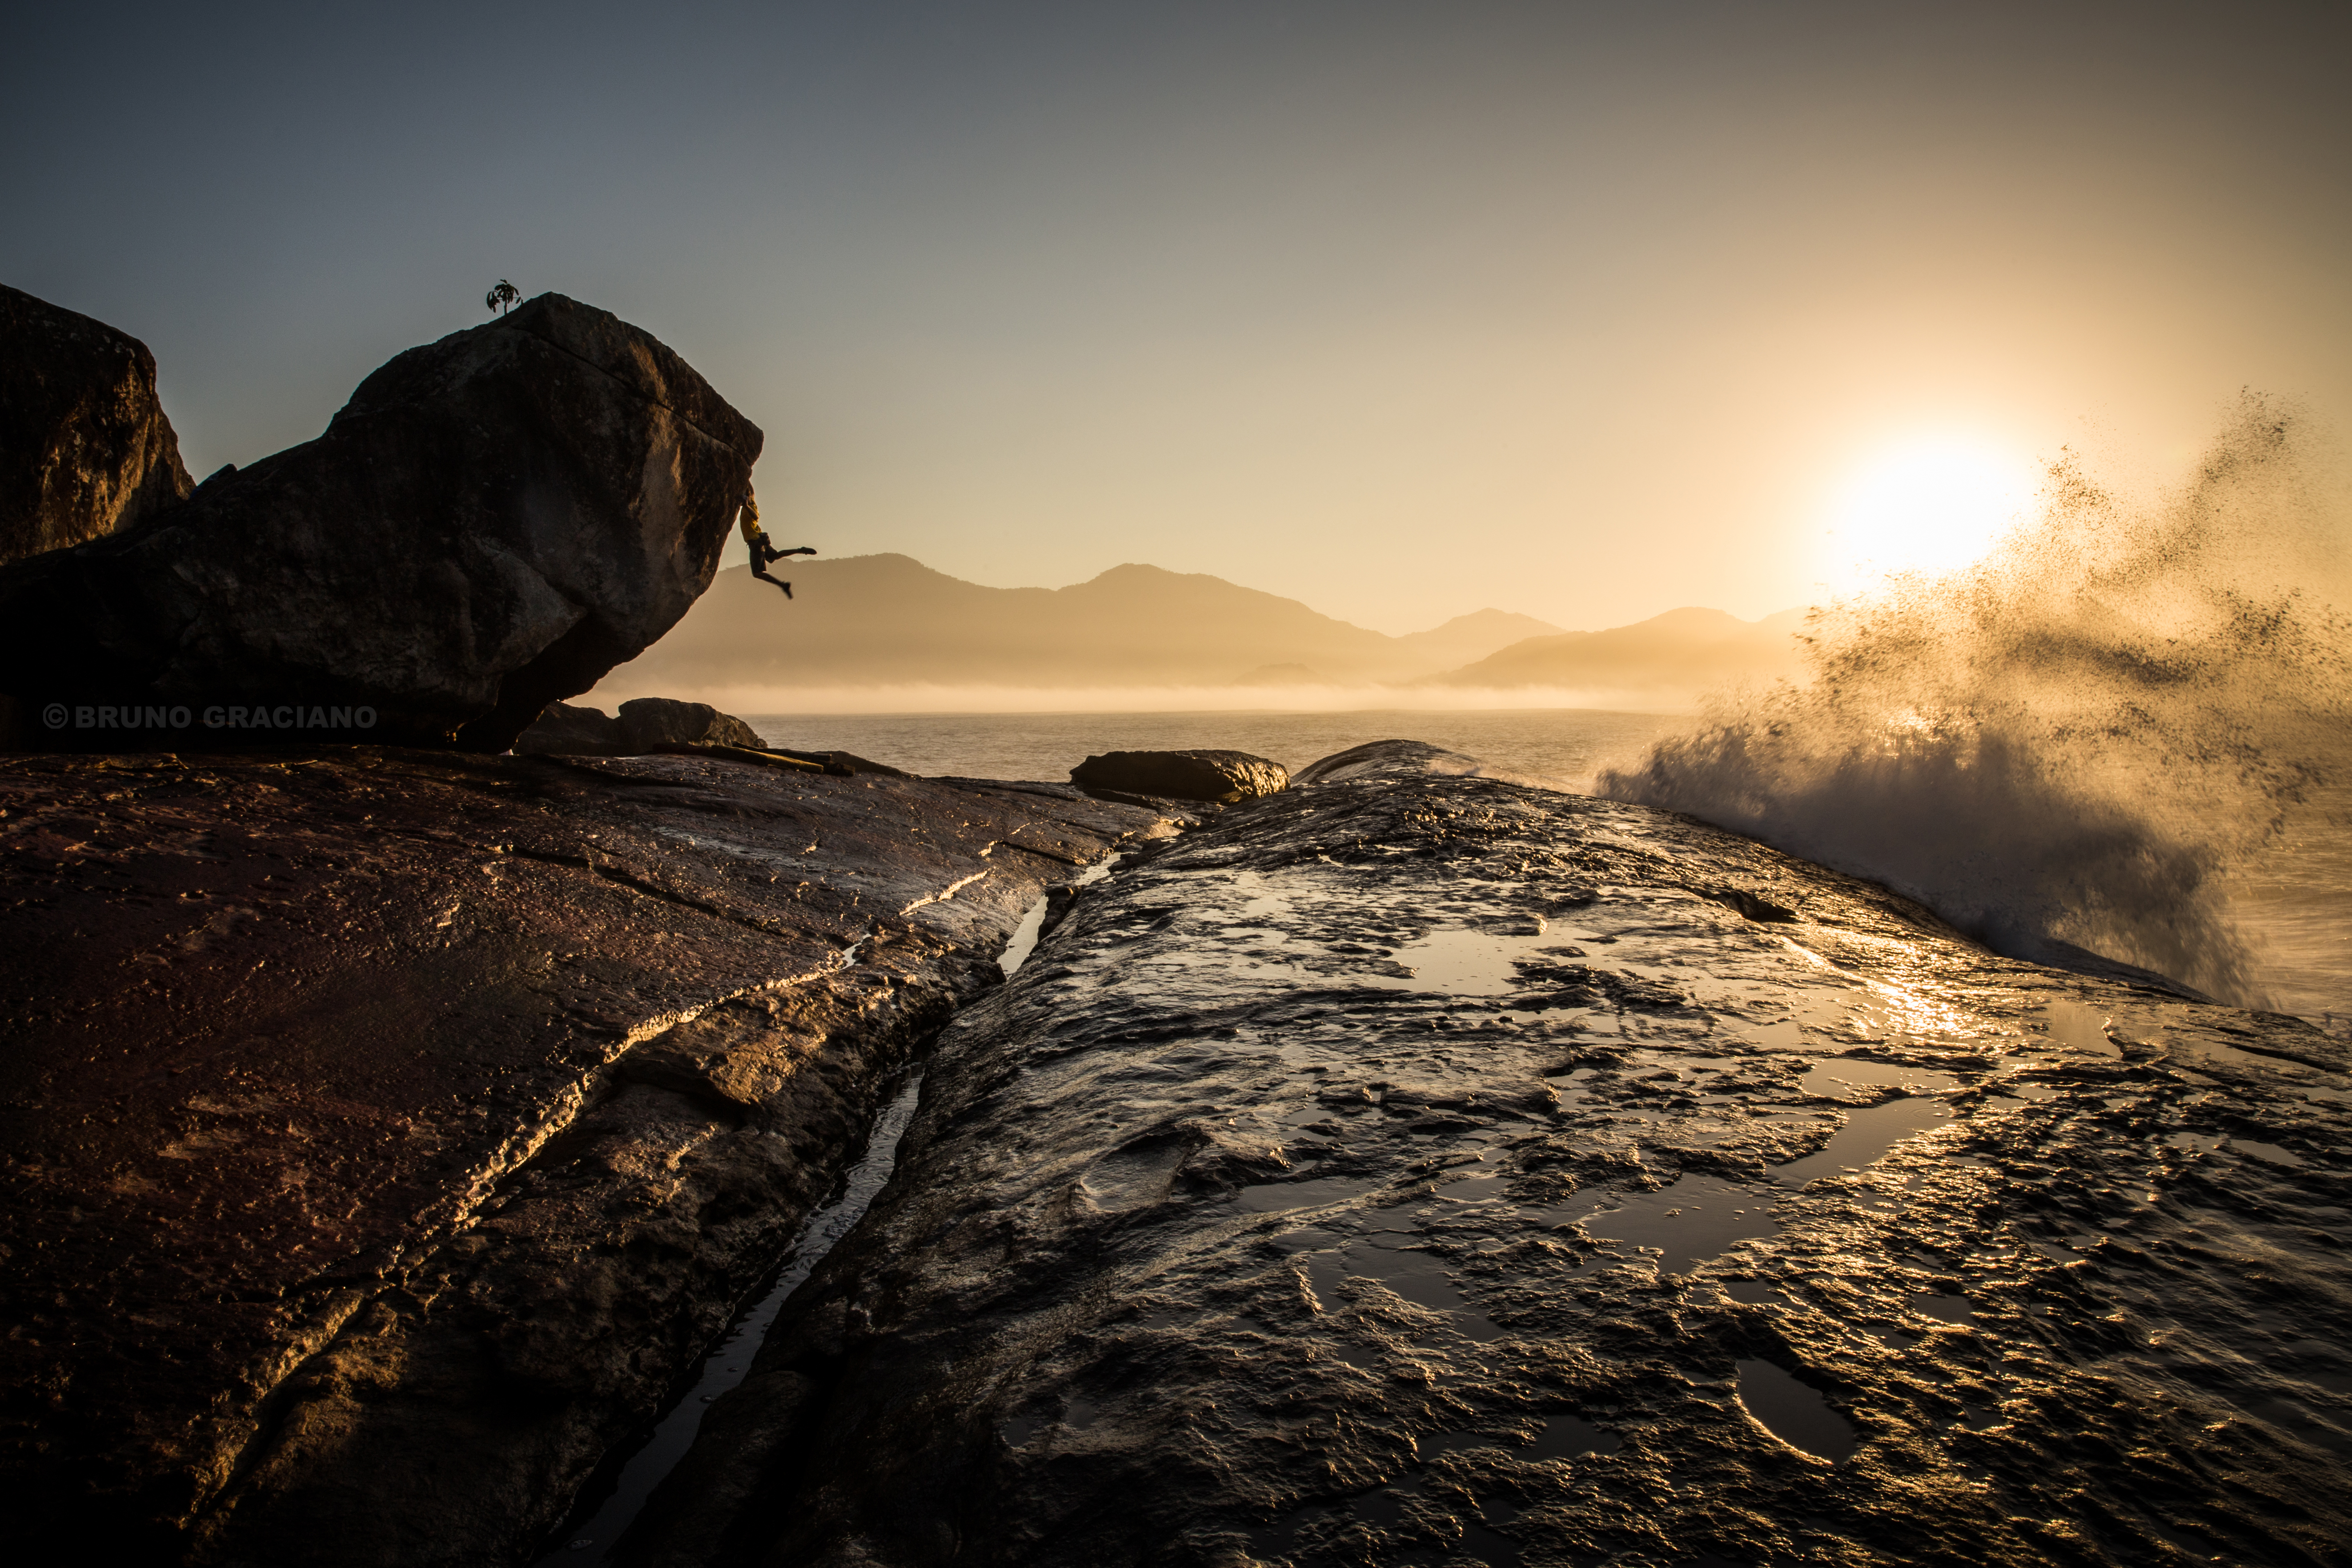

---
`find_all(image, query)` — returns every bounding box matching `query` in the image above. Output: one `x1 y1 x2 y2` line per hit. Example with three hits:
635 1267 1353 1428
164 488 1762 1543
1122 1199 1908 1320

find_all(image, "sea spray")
1600 395 2351 1005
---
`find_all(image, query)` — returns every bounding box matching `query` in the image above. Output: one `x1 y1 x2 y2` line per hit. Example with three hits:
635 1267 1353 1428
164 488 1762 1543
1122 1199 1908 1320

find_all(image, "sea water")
753 706 1674 793
745 705 2350 1031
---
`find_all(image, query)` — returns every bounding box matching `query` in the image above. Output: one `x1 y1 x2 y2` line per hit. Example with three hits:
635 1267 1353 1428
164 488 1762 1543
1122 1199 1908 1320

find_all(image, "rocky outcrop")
1070 747 1288 803
617 696 764 752
0 284 193 566
0 294 757 752
512 699 629 754
617 754 2352 1568
0 748 1184 1564
514 698 769 757
1292 737 1554 789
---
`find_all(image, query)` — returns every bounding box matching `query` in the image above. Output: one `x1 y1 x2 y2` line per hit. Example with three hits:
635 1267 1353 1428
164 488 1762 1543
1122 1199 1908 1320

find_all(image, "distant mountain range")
1430 604 1809 692
596 553 1806 704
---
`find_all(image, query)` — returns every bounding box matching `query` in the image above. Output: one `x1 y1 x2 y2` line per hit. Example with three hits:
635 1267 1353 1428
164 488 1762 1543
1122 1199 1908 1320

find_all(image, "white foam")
1601 396 2352 1007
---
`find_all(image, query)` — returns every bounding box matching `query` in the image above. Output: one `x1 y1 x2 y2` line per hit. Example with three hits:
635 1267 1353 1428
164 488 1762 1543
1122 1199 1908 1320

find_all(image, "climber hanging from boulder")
738 492 815 598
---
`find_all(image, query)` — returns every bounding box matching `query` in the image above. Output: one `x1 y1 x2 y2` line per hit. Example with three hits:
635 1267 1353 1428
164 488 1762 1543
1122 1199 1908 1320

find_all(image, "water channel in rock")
538 871 1108 1561
531 1064 931 1563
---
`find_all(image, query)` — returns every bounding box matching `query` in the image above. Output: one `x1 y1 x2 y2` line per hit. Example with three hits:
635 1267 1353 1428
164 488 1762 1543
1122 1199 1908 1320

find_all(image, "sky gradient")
6 0 2347 634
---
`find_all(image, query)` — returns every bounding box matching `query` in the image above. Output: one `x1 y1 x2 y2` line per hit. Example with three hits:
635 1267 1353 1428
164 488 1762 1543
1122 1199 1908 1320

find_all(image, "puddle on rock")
1525 1413 1623 1460
1350 1483 1419 1525
1774 1096 1954 1187
1239 1175 1377 1213
1460 1522 1525 1565
1734 1359 1858 1463
1309 1242 1500 1341
1723 1280 1786 1305
1553 1174 1781 1275
1291 1203 1504 1340
1798 1058 1960 1101
1349 917 1667 1003
2041 999 2121 1057
1377 920 1605 995
1358 1243 1470 1311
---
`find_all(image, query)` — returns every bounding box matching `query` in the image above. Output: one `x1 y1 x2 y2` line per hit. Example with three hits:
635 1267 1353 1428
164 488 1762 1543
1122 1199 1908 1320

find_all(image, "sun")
1821 436 2040 589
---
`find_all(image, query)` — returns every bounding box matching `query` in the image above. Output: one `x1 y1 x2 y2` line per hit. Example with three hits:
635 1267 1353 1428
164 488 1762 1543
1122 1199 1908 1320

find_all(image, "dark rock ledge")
0 747 1191 1564
614 758 2352 1568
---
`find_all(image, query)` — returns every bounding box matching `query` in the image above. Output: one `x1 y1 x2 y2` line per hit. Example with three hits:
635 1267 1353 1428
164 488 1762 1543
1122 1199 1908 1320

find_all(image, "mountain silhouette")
598 553 1804 703
608 555 1561 688
1429 605 1808 692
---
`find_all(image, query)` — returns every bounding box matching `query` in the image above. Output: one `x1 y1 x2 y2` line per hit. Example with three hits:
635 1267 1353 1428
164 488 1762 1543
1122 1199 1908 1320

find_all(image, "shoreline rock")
616 697 764 754
0 746 1190 1564
613 755 2352 1568
513 698 768 757
513 699 631 755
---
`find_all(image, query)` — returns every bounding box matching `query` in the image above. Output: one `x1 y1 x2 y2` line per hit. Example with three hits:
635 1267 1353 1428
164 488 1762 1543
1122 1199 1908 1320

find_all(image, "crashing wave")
1600 394 2351 1006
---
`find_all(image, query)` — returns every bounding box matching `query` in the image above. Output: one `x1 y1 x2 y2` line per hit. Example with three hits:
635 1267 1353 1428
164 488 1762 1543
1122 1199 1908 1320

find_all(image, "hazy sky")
7 0 2347 634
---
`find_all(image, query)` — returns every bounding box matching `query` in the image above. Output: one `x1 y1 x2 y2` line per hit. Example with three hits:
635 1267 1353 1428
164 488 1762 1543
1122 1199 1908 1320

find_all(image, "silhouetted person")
738 494 814 598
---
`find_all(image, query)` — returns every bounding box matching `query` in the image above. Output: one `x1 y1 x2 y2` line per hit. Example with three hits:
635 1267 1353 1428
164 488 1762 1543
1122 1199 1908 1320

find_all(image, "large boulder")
0 293 759 750
0 284 193 567
1069 747 1288 803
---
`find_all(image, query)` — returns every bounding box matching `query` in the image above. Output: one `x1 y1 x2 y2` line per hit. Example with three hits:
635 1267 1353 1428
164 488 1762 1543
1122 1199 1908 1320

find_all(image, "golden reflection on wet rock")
621 755 2351 1568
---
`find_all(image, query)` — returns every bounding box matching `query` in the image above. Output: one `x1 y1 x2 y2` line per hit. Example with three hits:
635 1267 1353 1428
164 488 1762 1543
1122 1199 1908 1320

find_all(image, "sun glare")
1822 436 2039 589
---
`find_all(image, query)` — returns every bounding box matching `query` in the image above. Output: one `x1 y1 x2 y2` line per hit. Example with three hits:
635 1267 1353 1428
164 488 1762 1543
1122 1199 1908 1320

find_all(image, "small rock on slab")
1070 747 1287 803
1294 736 1550 787
616 696 764 752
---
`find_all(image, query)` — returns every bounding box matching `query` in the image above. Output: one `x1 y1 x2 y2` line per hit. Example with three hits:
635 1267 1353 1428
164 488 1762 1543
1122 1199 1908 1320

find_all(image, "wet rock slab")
0 750 1184 1563
622 764 2352 1567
